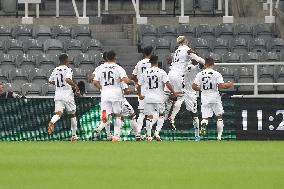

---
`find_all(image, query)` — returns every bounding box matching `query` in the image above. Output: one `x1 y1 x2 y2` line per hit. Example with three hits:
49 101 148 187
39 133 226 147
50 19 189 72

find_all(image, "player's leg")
184 93 200 141
122 98 139 139
95 101 112 140
66 100 79 141
154 103 166 141
169 96 184 130
48 100 64 135
213 102 225 141
136 99 145 135
200 103 213 136
144 103 158 141
112 101 123 142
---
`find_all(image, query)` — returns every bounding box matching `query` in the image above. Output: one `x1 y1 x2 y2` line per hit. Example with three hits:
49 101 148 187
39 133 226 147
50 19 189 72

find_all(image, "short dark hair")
205 57 214 66
149 54 158 65
143 46 153 56
59 54 68 64
106 50 116 62
103 51 108 61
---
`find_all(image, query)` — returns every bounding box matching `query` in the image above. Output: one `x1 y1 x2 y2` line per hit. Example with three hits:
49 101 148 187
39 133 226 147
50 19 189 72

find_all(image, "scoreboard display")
235 97 284 140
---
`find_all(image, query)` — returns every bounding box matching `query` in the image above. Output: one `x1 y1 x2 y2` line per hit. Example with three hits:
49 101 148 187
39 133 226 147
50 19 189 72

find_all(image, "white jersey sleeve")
216 72 224 84
193 72 202 86
132 64 138 76
117 66 127 79
189 53 205 65
161 70 170 83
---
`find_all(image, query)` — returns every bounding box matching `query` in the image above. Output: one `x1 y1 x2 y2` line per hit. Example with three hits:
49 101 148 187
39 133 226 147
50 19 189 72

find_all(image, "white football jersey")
49 65 74 102
193 68 224 104
138 67 169 103
93 63 127 101
184 64 202 94
170 45 205 75
133 58 151 95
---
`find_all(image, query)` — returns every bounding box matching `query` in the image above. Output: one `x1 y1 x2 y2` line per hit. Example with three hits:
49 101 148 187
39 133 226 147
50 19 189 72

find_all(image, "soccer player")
192 57 234 141
132 46 153 135
138 55 177 141
165 36 205 129
93 50 134 142
48 54 81 142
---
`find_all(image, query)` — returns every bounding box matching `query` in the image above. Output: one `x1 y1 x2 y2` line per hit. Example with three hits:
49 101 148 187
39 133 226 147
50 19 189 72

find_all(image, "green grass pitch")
0 141 283 189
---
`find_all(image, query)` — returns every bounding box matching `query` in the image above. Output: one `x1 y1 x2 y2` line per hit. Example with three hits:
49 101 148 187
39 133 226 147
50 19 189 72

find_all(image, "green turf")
0 141 283 189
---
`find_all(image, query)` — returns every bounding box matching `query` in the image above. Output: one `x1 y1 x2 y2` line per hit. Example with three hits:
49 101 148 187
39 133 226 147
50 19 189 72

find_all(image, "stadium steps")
103 46 138 54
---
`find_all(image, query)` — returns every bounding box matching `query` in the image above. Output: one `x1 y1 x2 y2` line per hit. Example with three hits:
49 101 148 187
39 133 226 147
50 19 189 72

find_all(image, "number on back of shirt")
56 73 65 88
103 71 114 86
148 75 159 89
202 76 213 90
141 66 146 73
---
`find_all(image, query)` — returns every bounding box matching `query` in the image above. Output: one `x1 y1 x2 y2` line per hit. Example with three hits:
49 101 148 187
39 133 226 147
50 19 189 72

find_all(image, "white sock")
137 112 145 134
193 117 199 137
217 119 224 139
71 117 77 136
146 118 153 137
170 99 183 120
155 116 164 136
50 114 60 124
130 119 139 135
114 118 122 138
97 122 107 132
105 123 111 137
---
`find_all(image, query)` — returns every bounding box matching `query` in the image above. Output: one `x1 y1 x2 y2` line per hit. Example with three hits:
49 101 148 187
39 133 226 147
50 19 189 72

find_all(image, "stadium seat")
41 83 55 96
94 52 104 65
230 38 249 56
52 25 72 42
73 68 88 84
170 39 179 52
16 54 36 72
0 69 9 83
21 83 41 96
71 25 92 42
0 40 5 54
155 38 171 63
209 52 222 63
157 25 177 42
4 83 21 94
195 24 215 42
0 25 12 41
234 24 253 41
244 52 260 62
249 38 267 54
36 53 58 70
222 52 242 63
24 39 44 56
258 65 275 92
177 25 196 41
215 24 234 41
65 39 83 60
238 66 254 92
85 82 100 95
199 0 214 13
276 66 284 92
0 53 16 70
267 38 284 54
5 39 24 56
43 39 64 57
84 39 103 55
29 68 48 86
9 68 29 86
33 25 52 42
253 23 274 42
192 38 210 56
12 25 33 41
263 52 280 62
74 53 96 71
211 38 229 55
138 25 157 49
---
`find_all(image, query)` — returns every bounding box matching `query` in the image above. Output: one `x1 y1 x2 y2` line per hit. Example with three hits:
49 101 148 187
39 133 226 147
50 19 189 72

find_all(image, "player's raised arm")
188 50 205 65
218 81 234 89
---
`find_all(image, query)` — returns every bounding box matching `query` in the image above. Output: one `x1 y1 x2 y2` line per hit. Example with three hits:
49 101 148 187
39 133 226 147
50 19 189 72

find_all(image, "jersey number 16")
103 71 114 86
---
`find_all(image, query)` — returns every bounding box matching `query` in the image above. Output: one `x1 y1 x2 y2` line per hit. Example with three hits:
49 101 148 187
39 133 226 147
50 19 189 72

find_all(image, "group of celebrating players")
47 35 234 142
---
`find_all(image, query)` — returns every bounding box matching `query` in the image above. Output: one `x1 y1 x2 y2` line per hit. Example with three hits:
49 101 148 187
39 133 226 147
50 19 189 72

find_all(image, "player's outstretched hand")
226 81 234 88
139 95 145 100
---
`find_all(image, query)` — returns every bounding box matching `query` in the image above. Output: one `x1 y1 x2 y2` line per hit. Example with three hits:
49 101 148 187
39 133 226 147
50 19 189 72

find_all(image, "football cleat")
106 135 113 141
200 123 207 136
195 136 201 142
217 136 222 141
135 134 142 141
112 136 120 142
48 122 54 135
154 134 162 141
147 137 153 141
94 130 102 141
71 135 80 142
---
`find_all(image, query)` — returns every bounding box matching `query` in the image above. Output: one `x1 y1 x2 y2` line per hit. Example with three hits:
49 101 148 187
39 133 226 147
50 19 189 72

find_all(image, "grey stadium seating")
192 38 210 56
249 38 267 54
12 25 33 41
4 83 21 94
155 38 171 63
234 24 253 41
244 52 260 62
5 39 24 56
0 69 9 83
52 25 72 42
177 25 196 41
84 39 103 55
158 25 177 42
65 39 83 60
43 39 64 57
195 24 215 42
73 68 88 84
276 66 284 92
22 83 41 96
33 25 52 42
253 23 275 42
222 52 242 63
211 38 230 55
74 53 96 71
238 66 254 92
71 25 92 42
138 25 157 49
16 54 36 72
258 65 275 92
0 54 17 70
231 38 249 56
216 66 237 92
0 25 12 41
215 24 234 42
85 82 100 95
36 53 58 70
41 83 55 96
24 39 44 56
267 38 284 54
9 68 29 87
29 68 48 86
